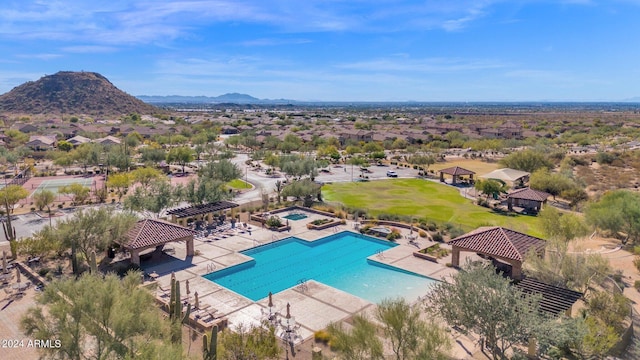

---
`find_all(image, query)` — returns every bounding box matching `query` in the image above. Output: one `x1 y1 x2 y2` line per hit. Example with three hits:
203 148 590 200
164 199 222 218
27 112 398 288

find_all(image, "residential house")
338 129 373 145
26 135 56 151
95 135 122 146
66 135 92 147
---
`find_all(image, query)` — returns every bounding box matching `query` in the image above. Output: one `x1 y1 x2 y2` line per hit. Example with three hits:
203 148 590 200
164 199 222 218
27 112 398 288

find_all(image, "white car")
386 170 398 177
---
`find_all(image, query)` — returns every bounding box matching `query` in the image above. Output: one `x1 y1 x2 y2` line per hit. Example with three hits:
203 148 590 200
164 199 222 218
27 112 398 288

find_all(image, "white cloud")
15 53 63 60
336 57 509 73
239 38 312 47
0 0 512 45
62 45 119 53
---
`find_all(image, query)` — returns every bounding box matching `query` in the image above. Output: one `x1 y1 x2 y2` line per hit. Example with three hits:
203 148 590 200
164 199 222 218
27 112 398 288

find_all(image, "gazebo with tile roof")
119 219 198 265
438 166 475 185
448 226 546 279
507 187 551 213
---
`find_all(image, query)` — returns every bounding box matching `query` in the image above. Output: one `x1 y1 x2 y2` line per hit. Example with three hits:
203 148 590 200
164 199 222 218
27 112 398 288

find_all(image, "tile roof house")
95 135 122 146
16 123 39 133
449 226 546 279
66 135 92 146
120 219 197 265
25 135 56 151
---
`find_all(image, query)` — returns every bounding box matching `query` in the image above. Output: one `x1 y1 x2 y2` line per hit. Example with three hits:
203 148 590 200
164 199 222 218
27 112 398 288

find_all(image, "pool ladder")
206 262 216 272
376 249 385 259
297 278 308 292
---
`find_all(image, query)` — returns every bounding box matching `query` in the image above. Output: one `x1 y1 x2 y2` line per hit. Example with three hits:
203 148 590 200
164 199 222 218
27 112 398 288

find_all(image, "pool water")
282 213 308 221
204 232 436 303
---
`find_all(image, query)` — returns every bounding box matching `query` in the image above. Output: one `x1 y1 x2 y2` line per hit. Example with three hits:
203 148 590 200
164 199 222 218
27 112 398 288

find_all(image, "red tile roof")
507 187 550 202
448 226 546 262
439 166 475 176
123 219 197 250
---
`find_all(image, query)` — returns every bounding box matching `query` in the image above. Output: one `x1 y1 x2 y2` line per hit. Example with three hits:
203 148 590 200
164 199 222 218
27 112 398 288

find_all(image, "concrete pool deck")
140 209 476 355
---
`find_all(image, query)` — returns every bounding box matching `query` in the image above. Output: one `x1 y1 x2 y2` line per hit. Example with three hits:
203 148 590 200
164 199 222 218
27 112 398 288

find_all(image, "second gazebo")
438 166 475 185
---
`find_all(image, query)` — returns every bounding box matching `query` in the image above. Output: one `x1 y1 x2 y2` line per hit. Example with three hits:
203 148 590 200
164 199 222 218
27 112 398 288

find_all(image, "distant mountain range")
136 93 297 104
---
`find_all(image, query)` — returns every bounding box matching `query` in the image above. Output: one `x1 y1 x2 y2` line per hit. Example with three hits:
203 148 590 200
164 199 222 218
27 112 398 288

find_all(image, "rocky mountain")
0 71 158 115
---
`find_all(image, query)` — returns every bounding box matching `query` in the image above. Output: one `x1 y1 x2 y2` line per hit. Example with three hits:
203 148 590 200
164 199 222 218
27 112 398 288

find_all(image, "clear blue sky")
1 1 639 102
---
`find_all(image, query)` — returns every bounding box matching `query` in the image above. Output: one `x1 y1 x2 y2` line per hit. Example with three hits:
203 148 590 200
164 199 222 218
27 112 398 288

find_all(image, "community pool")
204 232 436 303
282 213 308 221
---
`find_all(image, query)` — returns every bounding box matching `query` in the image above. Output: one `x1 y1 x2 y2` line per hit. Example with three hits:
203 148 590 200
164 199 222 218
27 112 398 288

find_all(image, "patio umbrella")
194 291 199 309
285 302 291 319
185 279 190 297
2 251 6 274
16 267 21 283
268 292 273 308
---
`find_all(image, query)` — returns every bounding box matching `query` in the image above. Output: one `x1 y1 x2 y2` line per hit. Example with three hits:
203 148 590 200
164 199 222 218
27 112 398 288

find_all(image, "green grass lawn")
227 179 252 189
323 179 543 237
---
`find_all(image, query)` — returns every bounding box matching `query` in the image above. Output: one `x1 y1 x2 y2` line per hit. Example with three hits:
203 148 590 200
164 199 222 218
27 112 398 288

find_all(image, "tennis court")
29 178 94 197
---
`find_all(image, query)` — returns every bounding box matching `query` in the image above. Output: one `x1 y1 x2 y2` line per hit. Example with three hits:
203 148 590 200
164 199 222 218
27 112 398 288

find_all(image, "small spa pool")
282 213 308 221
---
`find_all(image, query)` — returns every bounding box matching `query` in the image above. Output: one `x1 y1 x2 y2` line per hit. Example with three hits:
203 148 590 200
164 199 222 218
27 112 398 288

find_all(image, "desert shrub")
449 226 465 239
595 151 617 165
266 216 283 228
423 244 450 258
635 280 640 291
418 230 427 238
634 257 640 273
569 156 590 166
587 291 631 334
386 228 402 241
314 330 332 344
432 232 444 242
477 198 489 207
311 219 331 226
38 268 50 277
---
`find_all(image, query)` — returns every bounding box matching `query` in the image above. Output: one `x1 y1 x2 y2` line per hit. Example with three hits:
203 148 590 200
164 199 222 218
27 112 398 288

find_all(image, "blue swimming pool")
203 232 436 303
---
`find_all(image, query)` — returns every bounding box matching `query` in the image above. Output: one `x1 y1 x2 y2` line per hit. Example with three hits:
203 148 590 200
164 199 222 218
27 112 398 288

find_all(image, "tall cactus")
2 221 17 260
90 250 98 274
172 280 181 320
169 278 178 317
203 325 218 360
169 277 192 343
173 280 191 324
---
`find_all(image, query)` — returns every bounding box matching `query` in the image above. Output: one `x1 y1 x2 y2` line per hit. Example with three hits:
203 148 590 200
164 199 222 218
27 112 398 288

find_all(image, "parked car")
386 170 398 177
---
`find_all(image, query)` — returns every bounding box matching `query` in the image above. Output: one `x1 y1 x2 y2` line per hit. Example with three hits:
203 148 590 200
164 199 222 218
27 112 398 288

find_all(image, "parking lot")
314 163 420 184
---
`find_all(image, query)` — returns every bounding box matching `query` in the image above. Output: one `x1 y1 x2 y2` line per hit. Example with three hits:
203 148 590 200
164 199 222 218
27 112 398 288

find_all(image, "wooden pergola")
167 201 239 227
118 219 197 265
515 277 583 317
449 226 546 280
439 166 475 185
